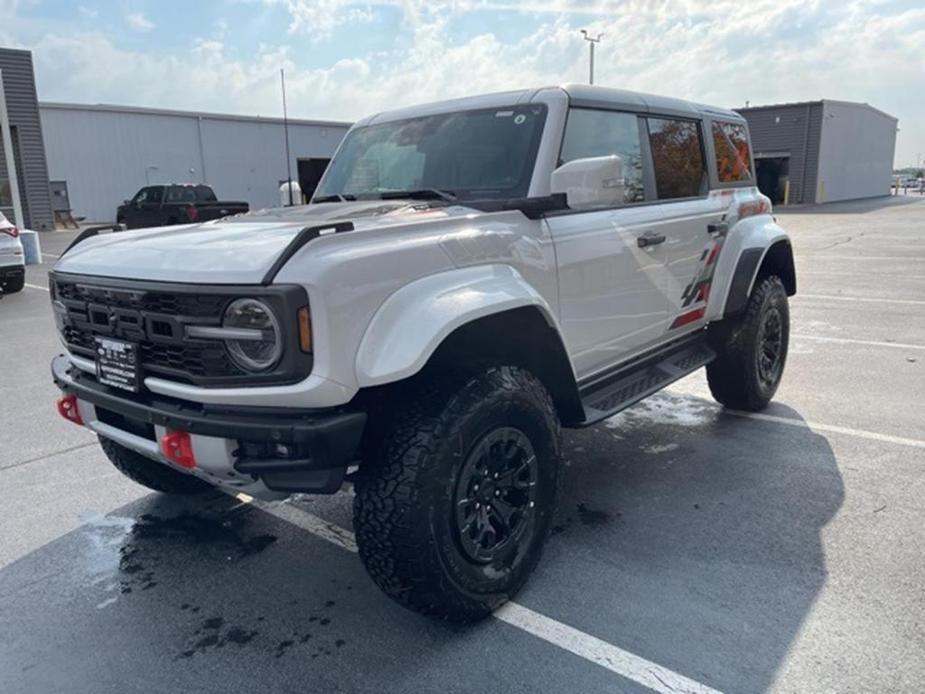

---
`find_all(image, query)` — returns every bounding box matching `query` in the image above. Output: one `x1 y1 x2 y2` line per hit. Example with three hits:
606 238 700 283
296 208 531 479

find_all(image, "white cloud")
78 5 98 19
125 12 155 32
264 0 375 37
9 0 925 165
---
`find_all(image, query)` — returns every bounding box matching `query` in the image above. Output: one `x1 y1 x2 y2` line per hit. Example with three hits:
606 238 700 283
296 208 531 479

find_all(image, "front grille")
54 276 246 383
50 271 313 388
54 280 227 318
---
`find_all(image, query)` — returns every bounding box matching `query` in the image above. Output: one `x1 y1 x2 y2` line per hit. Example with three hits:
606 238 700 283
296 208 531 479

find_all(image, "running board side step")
578 336 716 425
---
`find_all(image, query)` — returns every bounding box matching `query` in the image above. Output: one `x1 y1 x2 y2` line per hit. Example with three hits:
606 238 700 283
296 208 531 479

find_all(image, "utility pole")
580 30 604 85
280 68 294 206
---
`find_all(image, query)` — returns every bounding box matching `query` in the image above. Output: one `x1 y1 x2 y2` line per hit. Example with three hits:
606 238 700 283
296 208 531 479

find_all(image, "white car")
0 211 25 295
49 84 795 621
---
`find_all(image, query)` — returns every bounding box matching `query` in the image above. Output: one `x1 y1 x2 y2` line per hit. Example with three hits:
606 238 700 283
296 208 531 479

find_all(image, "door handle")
708 222 728 238
637 231 666 248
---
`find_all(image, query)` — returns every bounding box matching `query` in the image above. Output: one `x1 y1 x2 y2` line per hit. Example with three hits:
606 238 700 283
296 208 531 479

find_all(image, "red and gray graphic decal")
670 238 724 329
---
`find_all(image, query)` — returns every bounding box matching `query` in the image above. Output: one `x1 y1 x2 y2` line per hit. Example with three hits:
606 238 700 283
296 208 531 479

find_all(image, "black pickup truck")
116 184 249 229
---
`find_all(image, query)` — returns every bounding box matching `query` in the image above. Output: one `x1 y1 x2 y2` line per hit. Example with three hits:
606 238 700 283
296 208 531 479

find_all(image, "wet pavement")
2 196 924 693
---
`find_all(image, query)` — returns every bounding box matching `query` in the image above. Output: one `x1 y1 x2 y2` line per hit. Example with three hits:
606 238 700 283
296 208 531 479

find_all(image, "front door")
547 207 670 378
545 107 670 379
138 185 165 227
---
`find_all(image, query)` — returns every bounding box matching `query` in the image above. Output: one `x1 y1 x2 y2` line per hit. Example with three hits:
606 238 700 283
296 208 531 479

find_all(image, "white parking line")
24 283 49 292
792 334 925 351
42 252 60 259
233 492 723 694
494 603 722 694
726 410 925 449
798 270 923 280
797 294 925 306
806 255 925 262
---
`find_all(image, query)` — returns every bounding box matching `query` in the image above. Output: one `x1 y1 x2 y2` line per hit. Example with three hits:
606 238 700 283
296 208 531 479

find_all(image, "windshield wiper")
376 189 457 202
313 194 356 203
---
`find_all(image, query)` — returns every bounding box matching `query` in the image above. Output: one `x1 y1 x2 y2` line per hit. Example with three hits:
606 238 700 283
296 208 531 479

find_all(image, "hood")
53 200 476 284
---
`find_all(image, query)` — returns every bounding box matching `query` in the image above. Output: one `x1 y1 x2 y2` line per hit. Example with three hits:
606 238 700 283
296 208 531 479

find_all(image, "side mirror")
550 155 624 210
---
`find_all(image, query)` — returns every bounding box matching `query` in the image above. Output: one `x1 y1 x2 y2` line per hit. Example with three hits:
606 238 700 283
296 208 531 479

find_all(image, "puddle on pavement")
80 507 352 661
79 507 278 610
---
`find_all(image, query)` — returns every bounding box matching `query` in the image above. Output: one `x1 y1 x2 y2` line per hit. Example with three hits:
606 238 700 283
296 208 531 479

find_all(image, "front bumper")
0 263 24 283
52 354 366 497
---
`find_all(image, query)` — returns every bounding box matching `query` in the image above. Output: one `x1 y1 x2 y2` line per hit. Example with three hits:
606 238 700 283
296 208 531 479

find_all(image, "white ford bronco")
49 85 795 621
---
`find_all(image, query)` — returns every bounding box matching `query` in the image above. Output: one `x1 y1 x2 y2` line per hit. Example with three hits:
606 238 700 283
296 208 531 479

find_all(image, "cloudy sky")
1 0 923 166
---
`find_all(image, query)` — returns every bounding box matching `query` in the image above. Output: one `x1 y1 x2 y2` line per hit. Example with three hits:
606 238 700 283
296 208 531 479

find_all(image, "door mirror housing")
550 155 625 210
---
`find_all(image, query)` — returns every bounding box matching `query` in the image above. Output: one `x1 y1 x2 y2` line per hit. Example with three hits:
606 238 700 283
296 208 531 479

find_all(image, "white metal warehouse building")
39 102 351 222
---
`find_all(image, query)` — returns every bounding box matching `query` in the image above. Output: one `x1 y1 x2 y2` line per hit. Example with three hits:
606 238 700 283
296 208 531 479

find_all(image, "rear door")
545 107 670 378
645 116 728 332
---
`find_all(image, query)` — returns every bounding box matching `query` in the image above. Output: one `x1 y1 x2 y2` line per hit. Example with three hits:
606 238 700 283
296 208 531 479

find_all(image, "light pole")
580 30 604 85
144 165 158 184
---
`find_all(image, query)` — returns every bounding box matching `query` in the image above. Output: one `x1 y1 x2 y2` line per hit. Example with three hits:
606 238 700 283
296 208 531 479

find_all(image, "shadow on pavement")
543 393 845 692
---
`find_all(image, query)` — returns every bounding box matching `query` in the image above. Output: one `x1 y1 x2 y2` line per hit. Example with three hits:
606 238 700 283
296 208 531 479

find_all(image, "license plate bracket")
95 337 141 393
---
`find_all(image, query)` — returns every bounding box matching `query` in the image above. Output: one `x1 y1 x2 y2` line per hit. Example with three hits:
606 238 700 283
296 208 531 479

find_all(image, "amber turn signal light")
297 306 312 353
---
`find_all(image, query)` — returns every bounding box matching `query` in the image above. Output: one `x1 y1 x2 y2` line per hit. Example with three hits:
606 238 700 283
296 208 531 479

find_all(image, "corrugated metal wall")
0 48 54 230
816 102 897 202
40 104 351 222
736 102 824 204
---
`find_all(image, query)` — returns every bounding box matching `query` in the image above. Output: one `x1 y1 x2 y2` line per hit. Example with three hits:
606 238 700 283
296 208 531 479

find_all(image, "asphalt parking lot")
1 195 923 693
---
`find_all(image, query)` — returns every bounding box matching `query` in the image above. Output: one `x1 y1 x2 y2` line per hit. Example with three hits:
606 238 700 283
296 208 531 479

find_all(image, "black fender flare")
722 247 766 318
723 241 796 318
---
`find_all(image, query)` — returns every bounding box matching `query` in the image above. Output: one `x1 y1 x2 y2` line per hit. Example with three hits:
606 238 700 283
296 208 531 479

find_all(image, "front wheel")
706 274 789 411
353 366 562 622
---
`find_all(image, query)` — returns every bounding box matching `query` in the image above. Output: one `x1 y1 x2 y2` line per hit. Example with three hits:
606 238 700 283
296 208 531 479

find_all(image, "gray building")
0 47 54 230
737 100 897 205
40 102 351 222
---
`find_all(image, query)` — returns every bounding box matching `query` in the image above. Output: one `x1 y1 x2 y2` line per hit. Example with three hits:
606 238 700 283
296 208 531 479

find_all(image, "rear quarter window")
712 121 753 183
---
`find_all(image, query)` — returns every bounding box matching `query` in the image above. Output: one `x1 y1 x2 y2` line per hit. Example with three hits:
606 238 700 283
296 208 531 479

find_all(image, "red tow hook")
56 394 84 426
160 431 197 470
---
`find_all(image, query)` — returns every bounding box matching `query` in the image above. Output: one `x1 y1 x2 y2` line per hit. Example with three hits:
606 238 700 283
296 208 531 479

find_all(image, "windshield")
314 104 548 202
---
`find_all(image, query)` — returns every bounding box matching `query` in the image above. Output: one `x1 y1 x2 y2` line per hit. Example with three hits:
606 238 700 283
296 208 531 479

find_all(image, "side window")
559 108 645 203
167 187 197 203
646 118 707 199
712 121 753 182
196 185 217 202
132 189 148 205
144 186 164 204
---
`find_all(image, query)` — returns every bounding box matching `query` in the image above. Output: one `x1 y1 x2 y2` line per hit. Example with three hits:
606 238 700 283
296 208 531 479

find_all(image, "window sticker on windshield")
495 110 514 117
514 114 527 125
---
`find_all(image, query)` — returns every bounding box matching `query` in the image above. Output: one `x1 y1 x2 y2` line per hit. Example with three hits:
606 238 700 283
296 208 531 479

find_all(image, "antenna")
280 68 294 206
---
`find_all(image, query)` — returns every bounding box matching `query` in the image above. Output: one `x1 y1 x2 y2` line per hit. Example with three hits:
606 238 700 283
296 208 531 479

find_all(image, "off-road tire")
353 366 561 622
99 436 212 494
706 274 789 411
2 273 24 294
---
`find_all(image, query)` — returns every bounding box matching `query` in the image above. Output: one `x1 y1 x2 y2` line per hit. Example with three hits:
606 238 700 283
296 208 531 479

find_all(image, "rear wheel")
99 436 212 494
353 366 561 622
706 274 789 411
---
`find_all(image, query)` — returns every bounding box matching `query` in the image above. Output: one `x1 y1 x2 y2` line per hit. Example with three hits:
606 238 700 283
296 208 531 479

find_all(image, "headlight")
222 298 282 372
